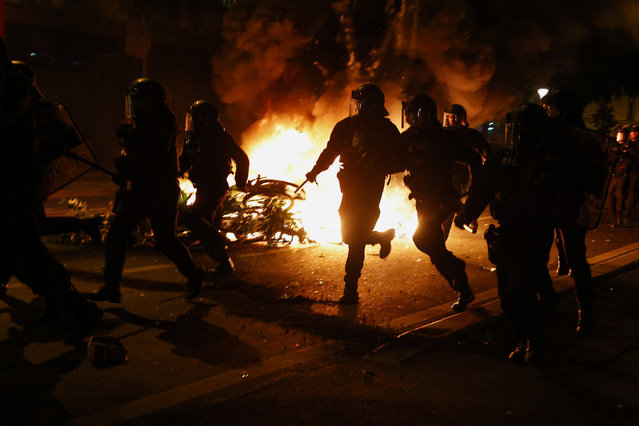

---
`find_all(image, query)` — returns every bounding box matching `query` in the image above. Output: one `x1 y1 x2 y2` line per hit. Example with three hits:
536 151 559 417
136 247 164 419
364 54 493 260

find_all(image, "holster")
484 224 502 266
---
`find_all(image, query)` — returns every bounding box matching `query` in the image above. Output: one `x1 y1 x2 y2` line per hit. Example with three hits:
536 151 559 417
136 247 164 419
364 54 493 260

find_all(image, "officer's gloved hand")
453 213 472 230
305 170 318 183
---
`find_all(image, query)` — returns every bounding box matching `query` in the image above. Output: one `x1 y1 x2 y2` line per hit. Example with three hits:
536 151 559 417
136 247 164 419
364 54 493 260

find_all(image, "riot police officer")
625 125 639 221
442 103 491 238
540 89 606 336
305 83 399 304
608 126 634 226
179 100 250 273
90 78 207 303
456 103 593 362
10 61 102 246
401 94 481 312
1 43 102 343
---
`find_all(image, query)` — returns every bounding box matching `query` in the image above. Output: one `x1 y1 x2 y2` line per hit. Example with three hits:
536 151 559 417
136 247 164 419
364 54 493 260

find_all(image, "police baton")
64 151 118 180
294 179 308 194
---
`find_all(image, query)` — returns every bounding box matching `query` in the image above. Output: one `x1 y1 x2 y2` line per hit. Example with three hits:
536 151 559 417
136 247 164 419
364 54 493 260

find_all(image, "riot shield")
39 103 99 196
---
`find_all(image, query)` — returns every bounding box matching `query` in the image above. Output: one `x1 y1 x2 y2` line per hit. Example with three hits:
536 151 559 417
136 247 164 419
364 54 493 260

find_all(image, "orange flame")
241 112 417 243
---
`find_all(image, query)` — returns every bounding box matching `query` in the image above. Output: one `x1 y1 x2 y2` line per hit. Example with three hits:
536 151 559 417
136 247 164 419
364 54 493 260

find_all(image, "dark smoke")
212 0 639 134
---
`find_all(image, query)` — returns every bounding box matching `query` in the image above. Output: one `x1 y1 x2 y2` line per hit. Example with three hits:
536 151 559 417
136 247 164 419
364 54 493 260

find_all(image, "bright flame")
241 113 418 244
178 177 197 206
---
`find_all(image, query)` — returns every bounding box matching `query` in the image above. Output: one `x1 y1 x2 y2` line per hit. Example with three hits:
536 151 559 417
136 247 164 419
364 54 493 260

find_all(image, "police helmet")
126 78 166 119
186 100 219 132
629 125 639 133
402 94 438 129
350 83 389 117
539 89 585 127
505 103 547 151
443 104 467 128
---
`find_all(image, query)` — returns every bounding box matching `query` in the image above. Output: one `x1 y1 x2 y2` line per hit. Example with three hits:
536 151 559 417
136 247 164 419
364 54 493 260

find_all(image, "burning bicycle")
179 175 309 245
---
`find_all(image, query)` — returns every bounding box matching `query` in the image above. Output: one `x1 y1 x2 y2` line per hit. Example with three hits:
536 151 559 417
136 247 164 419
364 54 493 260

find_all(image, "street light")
537 88 549 99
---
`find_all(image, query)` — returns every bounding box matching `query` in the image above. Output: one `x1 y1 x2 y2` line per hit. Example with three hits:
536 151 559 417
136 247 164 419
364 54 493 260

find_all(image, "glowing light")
178 177 197 206
537 88 549 99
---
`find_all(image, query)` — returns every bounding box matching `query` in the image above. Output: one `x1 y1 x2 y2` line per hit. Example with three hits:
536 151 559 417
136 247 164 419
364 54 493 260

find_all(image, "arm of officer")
229 138 250 192
306 121 345 182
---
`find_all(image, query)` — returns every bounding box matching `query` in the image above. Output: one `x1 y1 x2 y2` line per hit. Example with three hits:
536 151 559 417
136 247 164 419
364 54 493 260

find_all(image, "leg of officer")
413 201 474 311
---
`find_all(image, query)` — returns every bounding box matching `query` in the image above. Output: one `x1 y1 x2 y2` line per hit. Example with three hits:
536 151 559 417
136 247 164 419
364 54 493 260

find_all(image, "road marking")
122 264 174 274
74 340 344 426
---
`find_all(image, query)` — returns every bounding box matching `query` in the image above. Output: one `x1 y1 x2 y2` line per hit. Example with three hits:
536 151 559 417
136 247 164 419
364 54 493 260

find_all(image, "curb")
364 242 639 363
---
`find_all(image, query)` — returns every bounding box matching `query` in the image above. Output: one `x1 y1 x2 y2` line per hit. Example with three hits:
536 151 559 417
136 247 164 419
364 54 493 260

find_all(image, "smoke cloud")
212 0 639 143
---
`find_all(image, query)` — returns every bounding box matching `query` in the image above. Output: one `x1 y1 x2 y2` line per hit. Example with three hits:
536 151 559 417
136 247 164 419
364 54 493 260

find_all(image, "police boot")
508 341 527 363
556 254 569 276
451 288 475 312
450 268 474 312
576 305 593 337
377 228 395 259
88 283 122 303
215 257 235 275
339 280 359 304
185 266 208 301
524 338 543 364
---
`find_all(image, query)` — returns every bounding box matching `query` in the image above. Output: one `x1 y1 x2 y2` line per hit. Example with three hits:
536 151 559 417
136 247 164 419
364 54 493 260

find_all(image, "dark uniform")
624 125 639 221
402 95 481 312
443 104 491 238
90 78 206 303
10 61 102 246
540 89 607 337
608 127 633 226
180 100 249 273
457 103 594 362
0 45 102 343
306 84 400 304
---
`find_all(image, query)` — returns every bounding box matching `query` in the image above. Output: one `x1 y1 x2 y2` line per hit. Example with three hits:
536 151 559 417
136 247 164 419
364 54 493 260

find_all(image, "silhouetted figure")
625 125 639 221
540 89 607 336
457 103 598 363
9 61 103 246
305 84 400 304
89 78 207 303
442 103 491 239
179 100 249 273
0 41 102 343
608 126 634 226
401 94 481 312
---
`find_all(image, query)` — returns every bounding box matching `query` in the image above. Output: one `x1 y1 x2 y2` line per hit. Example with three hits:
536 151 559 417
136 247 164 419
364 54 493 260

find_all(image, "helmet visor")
443 112 461 128
185 112 194 133
125 94 134 120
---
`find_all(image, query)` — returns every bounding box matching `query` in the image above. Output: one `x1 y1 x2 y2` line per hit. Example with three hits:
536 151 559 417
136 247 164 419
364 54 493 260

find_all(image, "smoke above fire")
213 0 638 137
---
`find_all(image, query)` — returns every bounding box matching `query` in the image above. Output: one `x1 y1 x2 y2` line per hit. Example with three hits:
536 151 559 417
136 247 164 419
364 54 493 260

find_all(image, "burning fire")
240 113 417 244
179 110 419 244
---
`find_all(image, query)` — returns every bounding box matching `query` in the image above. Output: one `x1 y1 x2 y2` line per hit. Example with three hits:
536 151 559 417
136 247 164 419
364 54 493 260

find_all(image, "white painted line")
122 264 174 274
